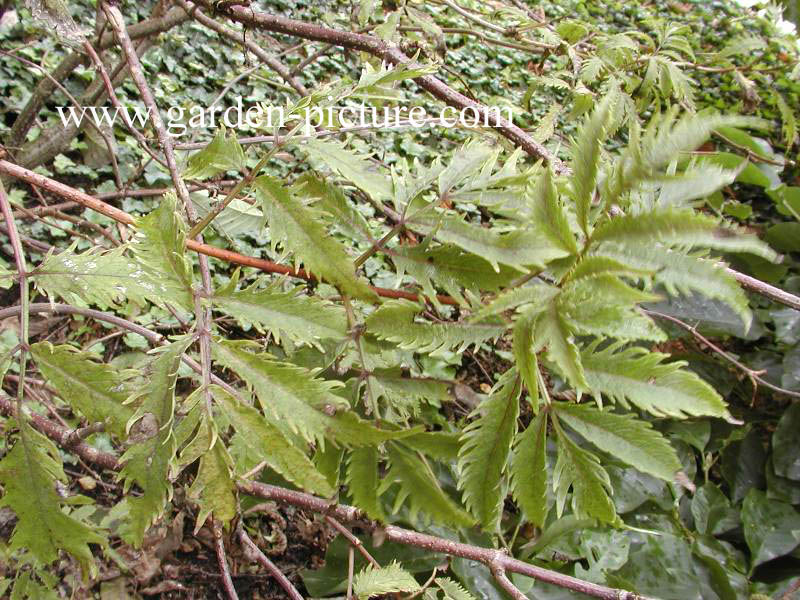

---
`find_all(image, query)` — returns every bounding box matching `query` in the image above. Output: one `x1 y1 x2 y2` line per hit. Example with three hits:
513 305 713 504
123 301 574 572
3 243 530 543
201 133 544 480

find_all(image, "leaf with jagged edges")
513 310 539 405
592 243 753 328
591 208 777 262
304 139 393 203
0 417 105 574
552 415 615 522
438 142 496 197
581 342 728 419
117 336 192 546
471 281 560 323
212 274 348 347
458 370 521 530
392 242 518 306
353 561 421 600
554 403 681 480
368 368 451 419
295 173 374 243
381 443 474 528
510 411 549 527
255 175 377 301
212 341 417 447
529 166 579 254
436 577 478 600
213 385 334 496
570 88 619 234
405 204 571 272
188 436 237 531
536 303 589 392
346 446 384 520
604 110 768 205
399 431 461 462
32 243 152 309
558 274 666 342
30 342 133 438
184 127 245 180
366 299 505 356
131 193 194 310
212 340 348 446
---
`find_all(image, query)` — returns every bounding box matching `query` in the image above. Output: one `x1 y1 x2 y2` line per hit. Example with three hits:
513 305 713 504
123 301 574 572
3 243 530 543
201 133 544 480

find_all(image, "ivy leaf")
213 385 334 497
742 489 800 571
552 416 616 522
256 175 377 301
554 403 681 481
382 443 474 528
366 299 505 356
30 342 133 438
346 447 384 520
117 336 192 546
131 193 194 310
212 276 348 347
184 127 245 180
0 418 105 574
353 561 421 599
510 411 549 527
458 371 521 530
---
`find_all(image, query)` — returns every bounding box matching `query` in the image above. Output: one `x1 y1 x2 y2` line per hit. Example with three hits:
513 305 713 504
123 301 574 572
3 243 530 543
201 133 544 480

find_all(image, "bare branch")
238 526 304 600
212 520 240 600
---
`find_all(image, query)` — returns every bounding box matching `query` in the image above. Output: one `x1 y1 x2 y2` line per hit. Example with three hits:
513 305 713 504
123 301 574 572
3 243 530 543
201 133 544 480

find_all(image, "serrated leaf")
513 309 539 406
510 411 549 527
555 403 681 480
368 369 451 419
296 173 374 243
211 340 347 446
382 443 473 527
353 561 421 599
581 342 728 419
366 299 504 355
472 281 560 322
255 175 376 301
131 193 194 310
304 139 393 202
0 418 105 573
458 371 520 530
776 93 798 148
32 243 151 309
392 242 518 306
212 278 348 347
117 336 192 546
188 437 237 530
213 384 333 496
30 342 133 437
438 142 496 196
571 88 618 233
552 416 615 522
400 431 461 462
591 208 777 262
184 127 245 180
536 303 589 391
346 447 383 520
436 577 477 600
530 167 579 254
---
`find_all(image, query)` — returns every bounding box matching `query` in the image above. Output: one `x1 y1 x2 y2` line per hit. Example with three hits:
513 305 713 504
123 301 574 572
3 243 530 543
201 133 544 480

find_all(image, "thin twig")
645 309 800 399
490 556 527 600
325 516 381 568
238 526 304 600
212 520 240 600
347 545 355 600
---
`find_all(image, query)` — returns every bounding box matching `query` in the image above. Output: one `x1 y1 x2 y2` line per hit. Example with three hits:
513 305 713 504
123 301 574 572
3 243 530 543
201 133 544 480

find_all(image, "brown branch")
0 394 655 600
645 309 800 399
237 526 304 600
727 268 800 311
0 159 459 305
177 1 308 97
212 520 240 600
192 0 568 173
325 516 381 568
489 556 527 600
